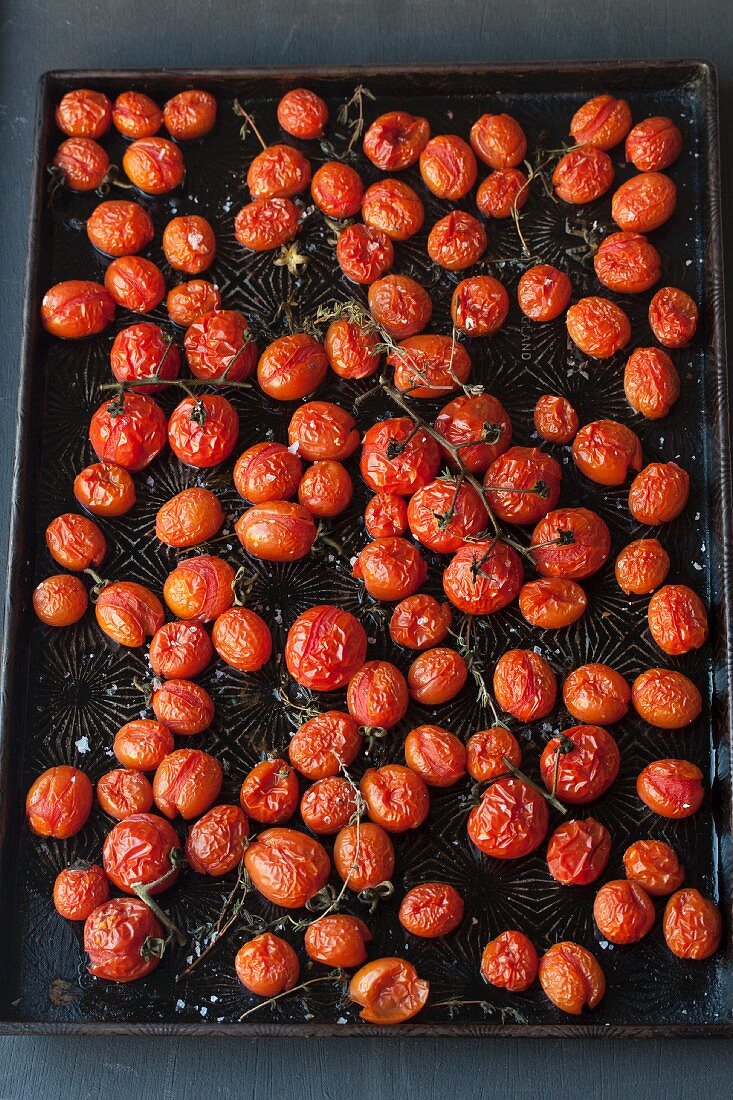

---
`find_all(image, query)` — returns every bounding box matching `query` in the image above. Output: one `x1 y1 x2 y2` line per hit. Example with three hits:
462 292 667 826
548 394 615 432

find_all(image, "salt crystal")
75 736 89 754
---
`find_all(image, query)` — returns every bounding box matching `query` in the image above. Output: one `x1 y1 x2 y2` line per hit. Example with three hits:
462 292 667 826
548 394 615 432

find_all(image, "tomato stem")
131 849 187 946
499 755 567 815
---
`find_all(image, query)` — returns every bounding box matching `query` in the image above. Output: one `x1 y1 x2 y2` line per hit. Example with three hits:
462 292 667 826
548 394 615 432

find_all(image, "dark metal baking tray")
0 61 729 1035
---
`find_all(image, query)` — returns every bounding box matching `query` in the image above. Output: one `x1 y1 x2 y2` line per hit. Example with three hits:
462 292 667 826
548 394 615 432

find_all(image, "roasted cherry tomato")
257 333 328 400
304 915 372 967
352 536 428 601
26 765 93 838
427 211 487 271
311 160 363 218
155 486 224 547
53 864 109 921
362 178 424 240
451 275 509 336
163 89 216 140
540 725 620 804
163 214 216 274
389 594 452 650
546 817 611 886
233 442 302 503
300 777 357 835
614 537 670 595
624 346 680 419
631 668 701 729
365 492 409 539
404 725 466 787
102 812 180 894
324 317 381 379
235 500 317 562
104 255 165 314
443 539 524 615
56 88 112 138
407 648 468 707
113 719 173 772
517 266 572 322
368 274 432 339
470 112 527 169
74 462 135 518
110 322 180 393
623 839 684 896
244 827 330 908
594 878 655 944
122 136 185 195
389 333 471 399
235 933 299 996
637 758 704 818
277 87 329 139
239 759 299 825
630 453 690 520
481 930 538 992
97 768 154 820
166 279 221 327
612 172 677 233
519 577 587 629
148 620 213 680
468 777 549 858
485 445 561 524
45 512 106 571
570 94 631 150
163 554 235 622
84 897 163 982
663 889 721 960
288 400 359 461
168 394 239 467
407 477 487 553
349 957 429 1024
247 144 311 200
360 765 430 833
285 605 367 691
288 711 362 780
33 578 81 634
90 392 167 471
95 580 164 647
41 279 115 339
648 584 708 655
363 111 430 171
182 305 256 382
333 821 395 891
466 726 522 782
493 648 557 722
184 804 249 876
593 230 661 294
336 223 394 284
434 392 512 474
360 417 440 496
347 661 409 730
151 678 215 735
566 297 631 359
649 286 698 349
299 460 353 518
552 147 614 204
419 134 477 200
153 748 222 819
399 882 464 937
212 607 273 672
626 116 683 172
112 91 162 139
563 663 630 725
531 507 611 580
539 942 605 1015
53 136 109 191
234 197 299 251
477 165 530 219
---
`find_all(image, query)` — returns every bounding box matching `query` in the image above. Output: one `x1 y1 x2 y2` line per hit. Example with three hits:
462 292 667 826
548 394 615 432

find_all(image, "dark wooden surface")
1 1 732 1096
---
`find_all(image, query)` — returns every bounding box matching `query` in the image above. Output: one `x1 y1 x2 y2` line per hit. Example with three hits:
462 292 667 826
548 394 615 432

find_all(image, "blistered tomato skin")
481 931 538 992
234 442 302 503
360 417 440 497
112 91 163 139
389 594 452 650
244 828 330 909
566 297 631 359
97 768 154 820
212 607 273 672
360 765 430 833
239 759 299 825
408 477 488 553
110 322 181 393
46 512 106 571
304 915 372 968
349 957 429 1024
624 347 681 418
163 89 217 140
149 620 213 680
155 487 225 547
611 172 677 233
301 778 356 835
163 215 216 274
631 668 702 729
247 144 311 200
288 711 362 780
234 197 299 251
637 758 704 819
407 647 468 705
365 493 409 539
615 538 670 595
552 147 614 204
288 401 359 462
443 540 524 616
53 137 110 191
427 211 487 271
484 446 561 525
519 577 587 629
563 663 630 726
470 113 527 169
236 501 317 562
311 160 363 218
368 275 433 339
235 933 300 996
113 720 174 772
163 554 235 622
26 765 93 838
167 280 221 327
325 318 381 378
277 88 328 139
626 117 683 172
649 287 698 349
533 395 579 444
570 95 632 150
333 821 394 890
347 660 409 730
154 748 223 820
363 111 430 171
151 679 215 736
84 897 163 983
168 394 239 468
593 879 655 944
56 89 112 138
466 726 521 782
404 725 466 787
95 580 165 648
41 280 115 339
122 137 185 195
538 942 605 1015
362 178 424 240
285 605 368 692
493 648 557 722
104 256 166 314
468 778 549 859
87 200 155 257
546 817 611 886
593 231 661 294
336 224 394 284
663 889 721 959
398 882 464 937
53 864 110 921
518 267 572 323
102 812 181 895
257 334 329 401
434 393 512 474
629 462 690 525
531 507 611 581
647 584 708 656
476 168 528 219
540 725 621 804
451 276 509 337
571 419 643 487
623 839 684 897
33 575 88 626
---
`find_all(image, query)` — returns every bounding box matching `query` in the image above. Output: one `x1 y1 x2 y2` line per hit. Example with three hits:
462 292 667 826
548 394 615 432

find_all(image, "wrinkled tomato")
546 817 611 886
519 577 587 629
468 777 549 858
631 667 701 729
167 394 239 468
443 539 524 615
427 211 487 271
399 882 464 937
347 660 409 729
155 486 225 547
647 584 708 655
26 765 93 838
637 758 704 818
614 537 670 595
285 605 367 691
212 606 273 672
153 748 223 819
389 593 452 650
360 764 430 833
244 827 330 908
404 725 467 787
481 930 538 992
239 759 299 825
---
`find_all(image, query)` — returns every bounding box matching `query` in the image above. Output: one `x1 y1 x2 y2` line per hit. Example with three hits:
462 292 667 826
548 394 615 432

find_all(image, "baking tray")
0 61 730 1036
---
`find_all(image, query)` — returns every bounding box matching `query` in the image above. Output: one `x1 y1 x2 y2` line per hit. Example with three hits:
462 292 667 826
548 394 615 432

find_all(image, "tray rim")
1 57 730 1038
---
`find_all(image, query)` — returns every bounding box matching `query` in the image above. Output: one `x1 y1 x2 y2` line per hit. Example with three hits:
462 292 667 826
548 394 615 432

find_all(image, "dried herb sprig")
238 969 347 1021
132 849 187 946
337 85 375 155
177 860 252 980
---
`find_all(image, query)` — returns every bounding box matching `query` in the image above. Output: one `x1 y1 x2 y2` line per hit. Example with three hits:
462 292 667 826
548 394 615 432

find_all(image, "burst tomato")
663 889 721 960
257 333 329 400
336 223 394 284
362 178 424 240
626 116 683 172
288 711 362 780
443 539 524 615
468 777 549 858
26 765 93 838
563 663 630 725
288 400 359 461
531 507 611 580
155 487 224 547
365 492 409 538
163 554 235 621
615 537 670 595
493 648 557 722
552 147 614 204
427 211 487 271
546 817 611 886
407 477 488 553
352 536 428 601
233 442 302 503
239 759 299 825
419 134 477 199
90 392 167 471
163 215 216 274
324 317 381 379
347 661 409 729
629 460 690 529
333 821 395 890
212 607 272 672
485 445 561 524
53 864 109 921
41 280 115 339
153 748 222 819
74 462 136 518
624 346 681 418
110 322 180 393
235 500 317 561
389 593 452 650
104 255 165 313
363 111 430 171
95 580 164 647
519 577 587 629
649 286 698 349
637 758 704 818
623 838 685 897
300 777 357 835
167 279 221 326
311 160 363 217
56 88 112 138
163 89 216 140
234 197 299 250
285 605 367 691
151 678 215 735
648 584 708 655
404 725 466 787
360 417 440 496
611 171 677 233
235 933 299 996
102 812 180 894
593 230 661 294
479 165 530 221
389 333 471 399
566 297 631 359
184 308 258 382
368 274 432 339
570 94 631 150
470 112 527 168
349 957 429 1024
451 275 509 337
466 726 522 782
122 136 185 194
631 668 701 729
539 942 605 1015
399 882 463 937
517 266 572 322
45 512 106 571
113 720 173 772
97 769 153 820
168 394 239 467
84 897 163 982
247 144 311 201
481 931 538 992
304 915 372 968
360 765 430 833
112 91 162 139
244 827 330 908
149 620 213 680
540 725 620 804
54 136 109 191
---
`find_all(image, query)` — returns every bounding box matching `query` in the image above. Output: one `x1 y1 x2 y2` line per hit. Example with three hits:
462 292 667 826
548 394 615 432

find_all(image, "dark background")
0 1 731 1096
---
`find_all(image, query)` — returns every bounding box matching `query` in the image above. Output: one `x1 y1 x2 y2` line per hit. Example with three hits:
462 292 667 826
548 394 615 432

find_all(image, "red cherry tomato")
311 160 363 218
468 778 549 858
244 827 330 908
84 897 163 982
631 668 701 729
288 711 362 780
56 88 112 138
347 661 409 730
427 211 487 271
153 748 222 819
540 725 620 804
648 584 708 655
149 620 213 680
300 777 357 835
663 889 721 960
407 648 468 707
404 725 467 787
235 933 299 996
419 134 477 200
90 392 167 471
212 607 273 672
612 172 676 233
624 346 681 418
349 957 429 1024
163 215 216 274
517 266 572 322
235 500 317 562
74 462 135 518
531 507 611 580
46 512 106 571
113 720 173 772
493 648 557 722
97 768 153 820
233 442 301 503
104 255 165 313
443 539 524 615
257 334 329 401
53 864 109 921
570 94 632 150
239 759 299 825
365 493 409 539
151 678 215 735
352 536 428 601
286 605 367 691
594 878 655 944
470 113 527 169
361 178 424 240
168 394 239 468
184 309 257 382
163 89 216 140
167 279 221 327
476 167 529 219
163 554 234 622
336 224 394 284
102 812 180 894
41 280 115 339
562 663 630 725
485 445 561 524
451 276 509 337
288 400 359 461
333 822 394 890
519 577 587 629
546 817 611 886
481 930 538 992
407 477 488 553
615 538 670 595
623 839 684 896
566 297 631 359
434 392 512 474
539 942 605 1015
33 567 85 622
234 196 299 251
360 417 440 496
324 318 381 379
53 137 109 191
155 487 224 548
363 111 430 171
389 594 452 650
466 726 521 782
26 765 93 838
593 231 661 294
552 147 614 204
360 765 430 833
122 136 184 195
368 275 432 339
112 91 162 139
95 580 165 647
304 915 372 968
649 286 698 348
629 461 690 524
298 461 353 518
626 117 683 172
110 322 180 393
247 144 311 200
399 882 464 937
637 758 704 818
